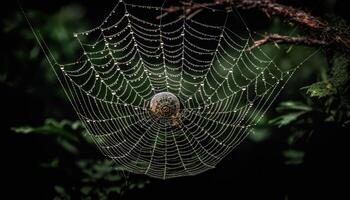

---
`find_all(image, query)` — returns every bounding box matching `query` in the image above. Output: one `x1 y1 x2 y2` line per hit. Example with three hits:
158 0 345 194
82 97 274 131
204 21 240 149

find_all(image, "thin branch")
234 0 326 29
160 0 350 54
248 34 327 50
161 0 326 29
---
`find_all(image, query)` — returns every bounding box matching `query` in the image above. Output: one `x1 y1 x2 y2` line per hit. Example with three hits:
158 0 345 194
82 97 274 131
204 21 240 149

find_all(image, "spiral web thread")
41 0 315 179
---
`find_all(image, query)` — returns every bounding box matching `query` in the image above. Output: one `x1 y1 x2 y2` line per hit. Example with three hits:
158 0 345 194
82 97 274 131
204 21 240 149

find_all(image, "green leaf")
276 101 312 112
129 184 136 190
54 185 65 194
270 101 312 127
137 182 146 189
105 187 121 194
105 175 122 182
41 158 60 168
302 53 349 98
56 138 79 155
12 118 80 142
283 150 305 165
269 112 305 127
249 128 272 142
302 81 335 98
80 186 92 195
29 46 40 59
11 126 35 134
54 185 71 200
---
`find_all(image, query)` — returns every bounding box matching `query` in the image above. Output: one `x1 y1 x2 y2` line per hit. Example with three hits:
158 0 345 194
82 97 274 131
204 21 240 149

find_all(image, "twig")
160 0 350 54
248 34 327 50
161 0 326 29
234 0 326 29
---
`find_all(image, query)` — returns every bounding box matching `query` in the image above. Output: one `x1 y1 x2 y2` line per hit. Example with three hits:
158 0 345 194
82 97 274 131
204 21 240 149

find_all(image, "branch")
248 34 327 50
234 0 326 30
161 0 326 29
161 0 350 54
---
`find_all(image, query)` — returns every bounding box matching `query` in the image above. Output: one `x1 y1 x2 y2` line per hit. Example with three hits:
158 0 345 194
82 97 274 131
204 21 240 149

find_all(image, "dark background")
2 0 349 199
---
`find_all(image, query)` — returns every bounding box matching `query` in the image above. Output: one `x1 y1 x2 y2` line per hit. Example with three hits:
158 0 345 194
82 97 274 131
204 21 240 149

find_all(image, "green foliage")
13 118 83 138
12 119 150 199
302 81 335 97
2 5 88 118
13 118 90 155
302 53 349 98
269 101 312 127
249 128 272 143
283 150 305 165
270 52 349 165
4 5 153 198
2 1 349 199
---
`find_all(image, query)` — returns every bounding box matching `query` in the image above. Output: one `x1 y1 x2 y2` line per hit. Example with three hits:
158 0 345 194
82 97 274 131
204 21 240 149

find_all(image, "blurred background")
2 0 349 199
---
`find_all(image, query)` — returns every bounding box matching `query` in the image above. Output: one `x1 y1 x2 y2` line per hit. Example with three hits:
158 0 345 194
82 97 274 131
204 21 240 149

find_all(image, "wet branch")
161 0 350 54
248 34 327 50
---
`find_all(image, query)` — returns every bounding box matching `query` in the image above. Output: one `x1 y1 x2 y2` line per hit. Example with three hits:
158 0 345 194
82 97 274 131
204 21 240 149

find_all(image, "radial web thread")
45 0 314 179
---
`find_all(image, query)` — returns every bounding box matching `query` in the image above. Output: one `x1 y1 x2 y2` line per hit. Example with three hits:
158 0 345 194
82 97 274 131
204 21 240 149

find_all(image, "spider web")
38 0 316 179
